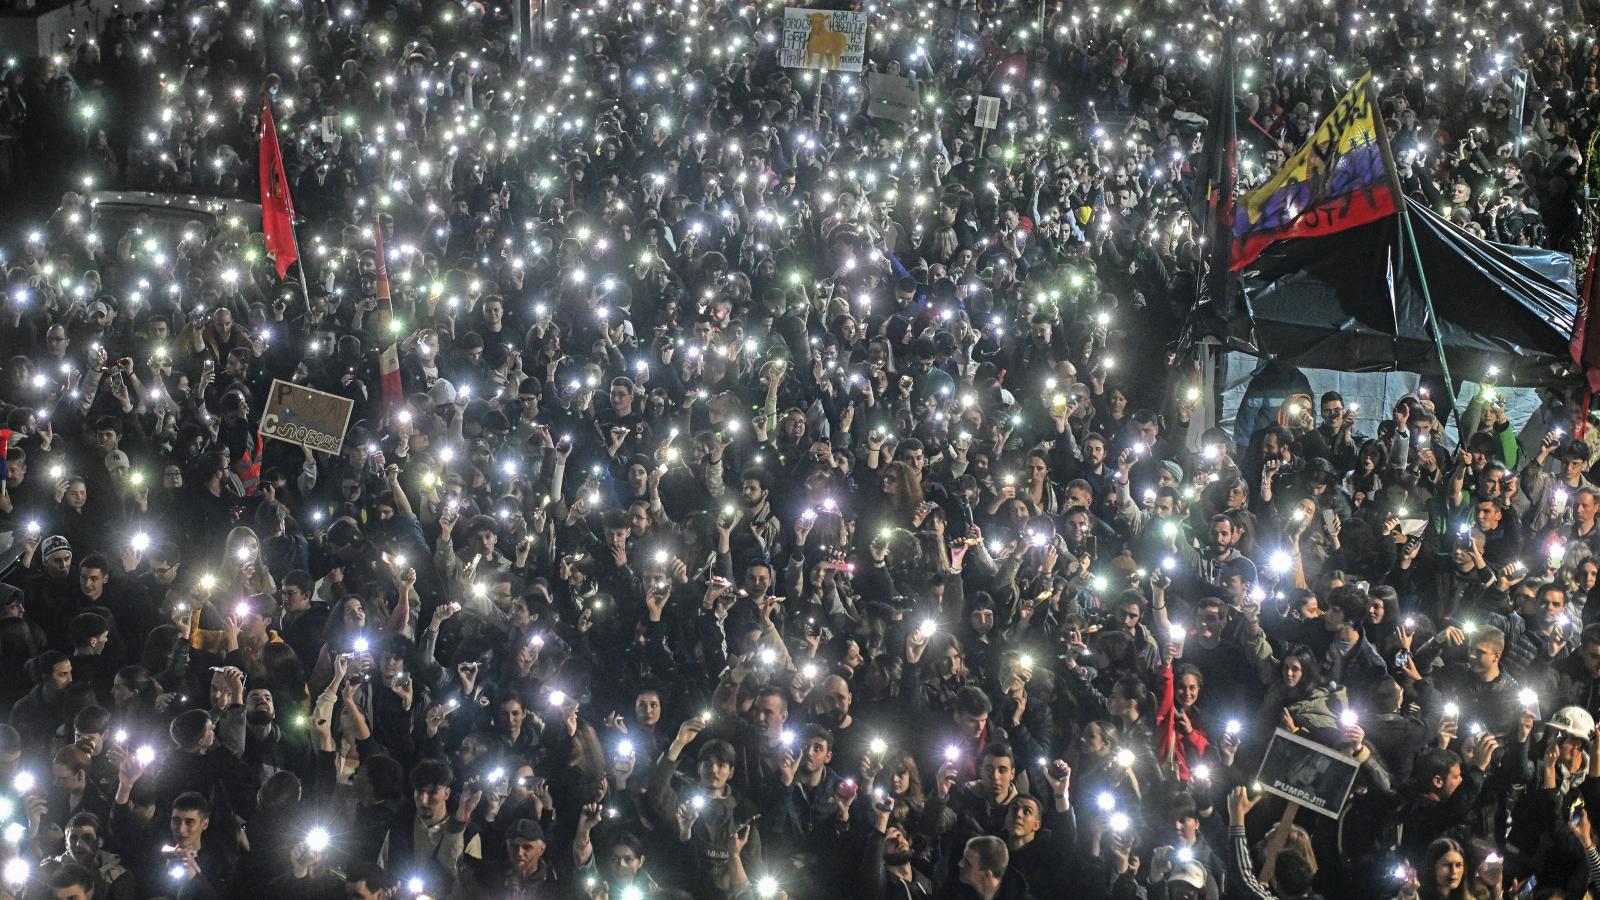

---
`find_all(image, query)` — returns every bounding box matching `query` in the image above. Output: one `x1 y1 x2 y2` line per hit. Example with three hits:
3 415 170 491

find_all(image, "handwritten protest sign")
259 379 355 455
779 8 867 72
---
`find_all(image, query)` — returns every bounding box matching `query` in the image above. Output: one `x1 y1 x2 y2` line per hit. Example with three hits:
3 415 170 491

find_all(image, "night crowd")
0 0 1598 896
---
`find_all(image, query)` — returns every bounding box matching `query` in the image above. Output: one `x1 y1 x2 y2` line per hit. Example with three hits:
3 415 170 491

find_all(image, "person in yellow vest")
218 391 265 496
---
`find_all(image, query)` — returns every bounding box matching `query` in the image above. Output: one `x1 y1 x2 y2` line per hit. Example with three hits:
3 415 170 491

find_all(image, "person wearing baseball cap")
103 450 130 477
461 817 553 895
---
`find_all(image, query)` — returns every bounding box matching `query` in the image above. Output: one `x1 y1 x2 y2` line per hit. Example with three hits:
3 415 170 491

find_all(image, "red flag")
372 219 393 333
373 220 392 303
258 101 299 279
378 343 403 407
1572 248 1600 436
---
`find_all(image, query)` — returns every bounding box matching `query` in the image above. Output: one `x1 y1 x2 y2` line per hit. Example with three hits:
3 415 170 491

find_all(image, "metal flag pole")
1366 74 1461 436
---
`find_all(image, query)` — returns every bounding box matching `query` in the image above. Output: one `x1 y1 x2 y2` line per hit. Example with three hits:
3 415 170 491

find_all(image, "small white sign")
975 95 1001 129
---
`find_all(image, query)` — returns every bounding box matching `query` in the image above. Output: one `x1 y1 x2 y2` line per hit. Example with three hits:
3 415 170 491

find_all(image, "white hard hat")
1546 706 1596 740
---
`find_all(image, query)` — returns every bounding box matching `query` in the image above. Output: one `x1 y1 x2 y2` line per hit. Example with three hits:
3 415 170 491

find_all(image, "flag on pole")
1570 247 1600 434
1194 20 1237 312
378 343 403 406
373 220 392 304
372 219 394 333
374 220 403 405
258 102 299 279
1229 72 1401 271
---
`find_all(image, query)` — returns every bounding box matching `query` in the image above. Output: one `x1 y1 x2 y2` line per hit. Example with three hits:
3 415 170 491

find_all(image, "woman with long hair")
876 460 924 525
1072 719 1145 806
1258 649 1338 737
224 525 278 599
1345 439 1390 509
137 623 191 691
870 750 925 834
1366 585 1406 661
1109 676 1155 744
916 632 970 714
1022 449 1066 516
1400 838 1486 900
261 641 310 713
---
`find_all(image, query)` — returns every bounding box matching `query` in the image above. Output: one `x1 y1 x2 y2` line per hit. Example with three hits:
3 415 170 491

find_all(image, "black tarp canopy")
1199 204 1578 385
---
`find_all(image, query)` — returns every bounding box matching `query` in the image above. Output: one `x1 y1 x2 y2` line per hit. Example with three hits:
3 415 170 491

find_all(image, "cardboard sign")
779 7 867 72
259 379 355 455
866 73 919 123
975 95 1001 129
1253 728 1361 819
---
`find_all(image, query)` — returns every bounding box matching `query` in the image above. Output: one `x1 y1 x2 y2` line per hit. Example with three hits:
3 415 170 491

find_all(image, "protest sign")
259 379 355 455
1254 727 1361 819
779 7 867 72
1509 68 1528 139
867 73 918 123
974 95 1001 129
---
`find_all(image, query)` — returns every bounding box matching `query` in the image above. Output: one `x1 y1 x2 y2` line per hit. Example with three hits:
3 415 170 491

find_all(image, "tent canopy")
1198 204 1578 386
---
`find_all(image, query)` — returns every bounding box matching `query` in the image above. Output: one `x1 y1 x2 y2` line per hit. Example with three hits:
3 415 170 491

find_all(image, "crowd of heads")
0 0 1597 897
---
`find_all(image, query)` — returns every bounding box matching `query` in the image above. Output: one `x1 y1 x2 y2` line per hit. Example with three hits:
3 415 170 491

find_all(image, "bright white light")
2 858 28 887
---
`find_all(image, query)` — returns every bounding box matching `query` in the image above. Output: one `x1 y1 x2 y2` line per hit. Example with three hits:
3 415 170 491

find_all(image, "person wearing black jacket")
999 761 1076 898
934 834 1036 900
1397 743 1496 861
859 794 935 900
1553 624 1600 714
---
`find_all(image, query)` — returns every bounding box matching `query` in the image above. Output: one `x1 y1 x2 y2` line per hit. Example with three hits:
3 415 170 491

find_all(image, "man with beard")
241 687 315 784
861 792 934 898
179 453 242 567
808 675 866 776
39 812 135 900
738 468 780 552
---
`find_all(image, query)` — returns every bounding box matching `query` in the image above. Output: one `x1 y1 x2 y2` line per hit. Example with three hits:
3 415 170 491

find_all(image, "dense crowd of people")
0 0 1598 896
